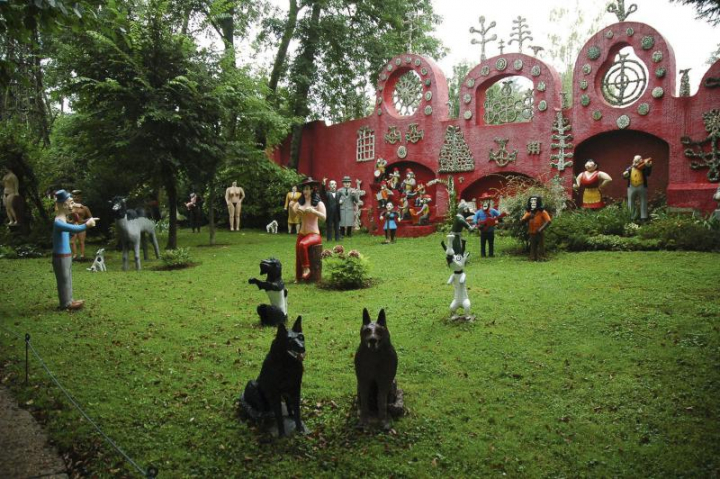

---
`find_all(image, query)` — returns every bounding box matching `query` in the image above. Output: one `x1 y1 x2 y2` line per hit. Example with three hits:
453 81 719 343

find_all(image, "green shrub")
0 244 44 259
639 214 720 251
585 234 661 251
0 245 18 259
321 247 371 290
161 247 191 268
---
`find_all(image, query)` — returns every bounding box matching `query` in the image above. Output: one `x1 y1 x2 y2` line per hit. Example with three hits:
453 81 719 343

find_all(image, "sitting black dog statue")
239 316 308 437
248 258 288 326
354 308 404 430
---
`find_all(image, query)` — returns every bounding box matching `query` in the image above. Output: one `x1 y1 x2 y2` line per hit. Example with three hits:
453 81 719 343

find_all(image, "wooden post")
308 244 323 282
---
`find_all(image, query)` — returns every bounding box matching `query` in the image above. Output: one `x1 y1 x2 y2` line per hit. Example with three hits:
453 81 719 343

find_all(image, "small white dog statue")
266 220 278 234
87 248 107 272
441 235 474 321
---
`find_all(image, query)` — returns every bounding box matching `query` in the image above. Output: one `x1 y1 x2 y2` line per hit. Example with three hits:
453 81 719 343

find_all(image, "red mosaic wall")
272 21 720 228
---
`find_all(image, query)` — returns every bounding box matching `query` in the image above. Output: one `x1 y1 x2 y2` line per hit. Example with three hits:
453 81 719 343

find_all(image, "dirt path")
0 386 68 478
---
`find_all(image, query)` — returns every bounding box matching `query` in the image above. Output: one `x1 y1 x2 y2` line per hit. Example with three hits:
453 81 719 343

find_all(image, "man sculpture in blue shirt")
53 190 98 310
472 195 504 258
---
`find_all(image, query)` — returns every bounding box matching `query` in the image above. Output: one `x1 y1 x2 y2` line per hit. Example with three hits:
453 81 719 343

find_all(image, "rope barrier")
0 325 157 478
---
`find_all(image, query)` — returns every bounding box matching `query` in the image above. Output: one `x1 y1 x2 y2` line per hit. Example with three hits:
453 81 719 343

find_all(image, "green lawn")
1 229 719 477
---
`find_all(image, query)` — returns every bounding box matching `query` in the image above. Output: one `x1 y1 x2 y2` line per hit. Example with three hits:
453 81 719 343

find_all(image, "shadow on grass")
150 262 201 271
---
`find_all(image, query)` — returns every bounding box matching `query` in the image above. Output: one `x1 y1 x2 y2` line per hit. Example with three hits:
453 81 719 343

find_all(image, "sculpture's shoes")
67 300 85 311
301 269 312 280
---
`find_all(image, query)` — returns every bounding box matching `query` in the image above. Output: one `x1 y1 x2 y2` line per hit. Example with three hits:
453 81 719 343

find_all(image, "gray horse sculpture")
111 197 160 271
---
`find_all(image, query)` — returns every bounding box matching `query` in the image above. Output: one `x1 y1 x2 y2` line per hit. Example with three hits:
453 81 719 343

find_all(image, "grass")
1 229 719 477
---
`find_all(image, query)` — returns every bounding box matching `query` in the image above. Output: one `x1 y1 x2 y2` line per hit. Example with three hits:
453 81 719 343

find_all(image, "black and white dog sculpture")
248 258 288 326
86 248 107 272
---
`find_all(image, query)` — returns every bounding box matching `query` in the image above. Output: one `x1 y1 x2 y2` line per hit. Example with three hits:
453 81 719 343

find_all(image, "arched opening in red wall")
461 172 534 209
574 130 669 206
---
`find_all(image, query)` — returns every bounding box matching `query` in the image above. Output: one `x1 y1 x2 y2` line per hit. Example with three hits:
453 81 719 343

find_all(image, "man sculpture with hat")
52 190 99 310
622 155 653 222
338 175 359 238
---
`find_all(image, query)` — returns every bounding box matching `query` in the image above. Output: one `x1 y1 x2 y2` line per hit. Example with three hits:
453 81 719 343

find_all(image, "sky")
431 0 718 94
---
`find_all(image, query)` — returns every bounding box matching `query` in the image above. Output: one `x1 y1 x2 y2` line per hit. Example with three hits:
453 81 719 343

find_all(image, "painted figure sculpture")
284 185 302 234
52 189 98 310
110 196 161 271
249 258 288 327
185 192 203 233
380 201 400 244
225 181 245 231
714 185 720 220
622 155 653 221
575 159 612 209
354 308 403 430
239 316 308 437
2 168 19 226
441 235 474 321
450 200 475 253
521 195 552 261
322 178 341 241
292 178 326 281
69 190 93 260
338 175 359 238
473 194 505 258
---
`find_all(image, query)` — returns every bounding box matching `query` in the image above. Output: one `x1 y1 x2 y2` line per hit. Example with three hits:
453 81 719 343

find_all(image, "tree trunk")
288 1 322 169
163 163 178 250
208 179 216 245
31 28 51 147
268 0 300 95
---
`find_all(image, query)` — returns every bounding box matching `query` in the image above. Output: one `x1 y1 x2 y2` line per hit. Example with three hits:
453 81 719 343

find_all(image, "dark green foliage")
670 0 720 26
160 246 191 268
638 213 720 251
321 249 371 290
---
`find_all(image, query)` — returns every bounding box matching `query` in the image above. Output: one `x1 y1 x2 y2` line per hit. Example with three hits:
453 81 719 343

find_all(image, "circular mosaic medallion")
637 103 650 115
424 105 433 116
617 115 630 129
538 100 547 112
655 67 666 78
580 79 588 90
420 67 428 76
424 91 433 101
531 65 541 77
414 59 421 66
395 58 402 65
380 73 387 81
641 36 655 50
466 78 475 88
496 58 508 71
463 110 472 120
582 64 592 75
376 97 382 105
387 64 393 72
652 87 664 98
463 93 472 104
592 110 603 121
405 57 412 64
605 30 614 39
537 81 546 92
513 59 523 71
580 94 591 107
481 65 490 76
652 51 663 63
377 108 383 116
626 27 635 36
397 145 407 158
588 46 601 61
424 79 431 87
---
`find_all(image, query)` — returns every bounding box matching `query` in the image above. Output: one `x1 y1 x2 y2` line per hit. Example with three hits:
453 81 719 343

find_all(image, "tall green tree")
670 0 720 26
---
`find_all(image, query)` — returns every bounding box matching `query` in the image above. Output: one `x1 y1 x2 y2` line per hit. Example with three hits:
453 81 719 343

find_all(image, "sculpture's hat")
55 189 72 204
342 175 351 183
478 192 494 200
299 177 320 187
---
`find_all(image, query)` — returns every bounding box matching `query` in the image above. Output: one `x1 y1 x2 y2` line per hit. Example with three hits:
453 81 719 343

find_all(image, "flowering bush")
321 245 371 290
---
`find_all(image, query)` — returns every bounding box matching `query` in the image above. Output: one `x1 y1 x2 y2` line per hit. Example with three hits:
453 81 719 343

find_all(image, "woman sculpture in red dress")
574 159 612 209
291 178 326 281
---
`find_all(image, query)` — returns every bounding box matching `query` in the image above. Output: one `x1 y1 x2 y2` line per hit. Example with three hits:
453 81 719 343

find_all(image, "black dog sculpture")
248 258 288 327
354 308 401 430
240 316 307 437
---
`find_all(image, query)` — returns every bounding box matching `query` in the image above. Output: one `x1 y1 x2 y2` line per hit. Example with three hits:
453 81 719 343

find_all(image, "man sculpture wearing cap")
52 190 99 310
338 176 359 238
